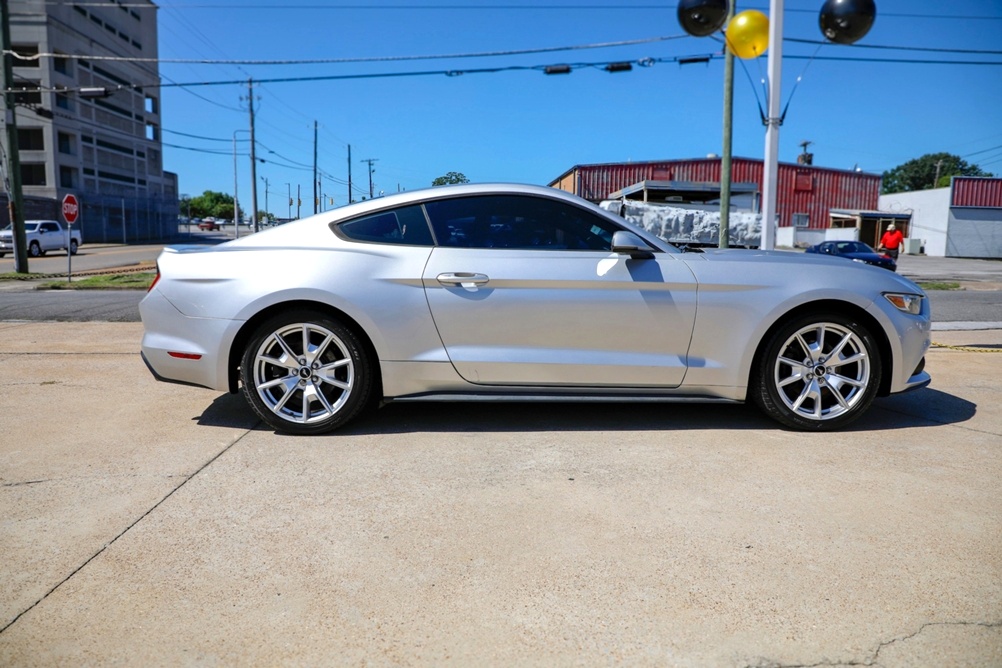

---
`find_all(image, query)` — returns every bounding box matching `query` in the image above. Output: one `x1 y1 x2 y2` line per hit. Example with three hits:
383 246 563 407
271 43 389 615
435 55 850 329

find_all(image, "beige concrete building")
4 0 177 240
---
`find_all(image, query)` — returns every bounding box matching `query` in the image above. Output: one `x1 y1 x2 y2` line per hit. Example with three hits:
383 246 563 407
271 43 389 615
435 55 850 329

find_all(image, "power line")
786 38 1002 56
46 3 1002 20
4 35 686 65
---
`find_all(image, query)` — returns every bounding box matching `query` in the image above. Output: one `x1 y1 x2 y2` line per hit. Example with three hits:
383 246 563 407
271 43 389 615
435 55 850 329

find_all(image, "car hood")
691 247 918 291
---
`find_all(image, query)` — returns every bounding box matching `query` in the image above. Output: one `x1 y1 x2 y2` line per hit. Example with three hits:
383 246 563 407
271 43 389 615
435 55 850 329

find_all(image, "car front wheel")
69 239 78 255
28 241 42 257
240 311 374 435
752 314 881 431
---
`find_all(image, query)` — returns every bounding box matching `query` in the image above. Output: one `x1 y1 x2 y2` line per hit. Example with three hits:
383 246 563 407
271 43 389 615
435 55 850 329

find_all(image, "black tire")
28 241 42 258
240 310 374 435
752 313 881 431
69 239 78 255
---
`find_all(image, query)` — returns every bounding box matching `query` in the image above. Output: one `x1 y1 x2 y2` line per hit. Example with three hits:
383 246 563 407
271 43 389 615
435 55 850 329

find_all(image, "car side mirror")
611 231 655 260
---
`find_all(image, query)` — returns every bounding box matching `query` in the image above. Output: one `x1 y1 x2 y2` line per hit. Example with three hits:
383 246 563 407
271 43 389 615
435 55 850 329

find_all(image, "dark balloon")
819 0 876 45
677 0 729 38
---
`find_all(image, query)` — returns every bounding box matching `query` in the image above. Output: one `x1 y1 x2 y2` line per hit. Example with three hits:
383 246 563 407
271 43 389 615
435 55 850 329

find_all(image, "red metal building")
952 176 1002 208
549 157 882 231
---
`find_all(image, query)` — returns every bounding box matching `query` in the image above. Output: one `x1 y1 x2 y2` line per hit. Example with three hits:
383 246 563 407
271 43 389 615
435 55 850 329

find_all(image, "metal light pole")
285 183 291 220
760 0 784 250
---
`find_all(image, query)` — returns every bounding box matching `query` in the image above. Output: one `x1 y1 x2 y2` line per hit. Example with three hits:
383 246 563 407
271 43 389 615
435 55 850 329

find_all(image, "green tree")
188 190 236 220
432 171 470 186
881 153 993 194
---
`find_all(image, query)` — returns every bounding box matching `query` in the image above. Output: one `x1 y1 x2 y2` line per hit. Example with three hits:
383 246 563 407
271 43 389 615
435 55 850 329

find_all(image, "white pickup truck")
0 219 82 258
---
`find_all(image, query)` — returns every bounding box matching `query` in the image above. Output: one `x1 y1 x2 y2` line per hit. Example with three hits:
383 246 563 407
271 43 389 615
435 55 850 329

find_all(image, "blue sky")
156 1 1002 214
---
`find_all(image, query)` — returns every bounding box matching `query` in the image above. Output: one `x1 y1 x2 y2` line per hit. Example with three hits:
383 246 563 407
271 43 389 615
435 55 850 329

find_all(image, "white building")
879 177 1002 259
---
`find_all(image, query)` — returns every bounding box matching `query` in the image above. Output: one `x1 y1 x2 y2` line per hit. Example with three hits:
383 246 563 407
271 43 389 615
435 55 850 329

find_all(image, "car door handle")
437 272 489 287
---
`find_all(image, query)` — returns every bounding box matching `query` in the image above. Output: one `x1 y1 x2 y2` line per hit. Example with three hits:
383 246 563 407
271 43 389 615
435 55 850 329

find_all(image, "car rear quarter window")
424 194 621 251
335 205 433 246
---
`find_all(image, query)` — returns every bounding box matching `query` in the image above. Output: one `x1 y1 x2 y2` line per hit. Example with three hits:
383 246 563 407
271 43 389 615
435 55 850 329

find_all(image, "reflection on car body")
140 183 930 435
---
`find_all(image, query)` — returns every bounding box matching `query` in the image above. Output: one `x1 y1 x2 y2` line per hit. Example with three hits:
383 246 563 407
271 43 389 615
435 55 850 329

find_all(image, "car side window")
41 222 59 233
424 194 622 251
336 205 433 246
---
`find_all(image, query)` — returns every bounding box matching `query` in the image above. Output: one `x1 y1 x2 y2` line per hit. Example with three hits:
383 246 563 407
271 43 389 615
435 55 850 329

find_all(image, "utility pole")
933 159 944 188
312 120 318 214
285 182 291 219
1 0 27 272
347 144 353 203
296 184 301 219
232 133 240 239
362 158 378 199
260 176 269 222
246 79 259 233
718 0 736 249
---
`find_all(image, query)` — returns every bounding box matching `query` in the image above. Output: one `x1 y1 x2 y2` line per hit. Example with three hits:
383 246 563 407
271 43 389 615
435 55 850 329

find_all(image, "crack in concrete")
2 473 189 488
0 424 260 635
744 619 1002 668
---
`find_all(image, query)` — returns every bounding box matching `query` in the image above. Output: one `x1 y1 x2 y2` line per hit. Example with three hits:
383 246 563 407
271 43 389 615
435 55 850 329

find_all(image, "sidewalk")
0 321 999 666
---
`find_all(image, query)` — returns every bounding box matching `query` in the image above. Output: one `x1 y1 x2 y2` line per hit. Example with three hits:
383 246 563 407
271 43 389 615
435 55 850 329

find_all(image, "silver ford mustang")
140 183 931 434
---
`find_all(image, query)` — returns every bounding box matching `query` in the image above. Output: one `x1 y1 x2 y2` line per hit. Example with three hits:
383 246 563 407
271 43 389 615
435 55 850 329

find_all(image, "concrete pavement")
0 321 999 666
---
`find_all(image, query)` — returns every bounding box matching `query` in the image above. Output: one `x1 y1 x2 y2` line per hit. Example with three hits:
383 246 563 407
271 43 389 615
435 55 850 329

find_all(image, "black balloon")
819 0 876 45
677 0 729 38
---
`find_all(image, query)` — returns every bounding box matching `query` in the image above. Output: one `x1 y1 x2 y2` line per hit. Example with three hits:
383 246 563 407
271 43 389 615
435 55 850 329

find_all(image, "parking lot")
0 319 999 666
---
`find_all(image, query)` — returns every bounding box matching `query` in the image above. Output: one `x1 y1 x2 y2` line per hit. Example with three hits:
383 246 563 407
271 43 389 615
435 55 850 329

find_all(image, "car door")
40 222 62 251
421 194 698 388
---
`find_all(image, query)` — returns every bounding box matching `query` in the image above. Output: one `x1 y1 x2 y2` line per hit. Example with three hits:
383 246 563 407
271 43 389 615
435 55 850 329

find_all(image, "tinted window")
337 204 433 246
424 194 621 251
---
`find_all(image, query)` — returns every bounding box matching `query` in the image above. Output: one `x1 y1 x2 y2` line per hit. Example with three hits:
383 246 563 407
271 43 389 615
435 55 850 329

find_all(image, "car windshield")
836 242 873 254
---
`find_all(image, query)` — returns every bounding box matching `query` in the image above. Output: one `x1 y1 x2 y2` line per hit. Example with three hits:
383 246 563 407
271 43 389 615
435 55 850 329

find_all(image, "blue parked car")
805 240 897 271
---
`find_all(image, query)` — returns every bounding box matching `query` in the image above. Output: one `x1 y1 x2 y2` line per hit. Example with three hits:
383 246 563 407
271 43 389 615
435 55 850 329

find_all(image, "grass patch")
916 281 962 291
42 272 156 290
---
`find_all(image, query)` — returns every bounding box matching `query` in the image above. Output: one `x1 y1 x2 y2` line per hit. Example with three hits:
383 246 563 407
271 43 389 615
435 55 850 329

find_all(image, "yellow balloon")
726 10 770 59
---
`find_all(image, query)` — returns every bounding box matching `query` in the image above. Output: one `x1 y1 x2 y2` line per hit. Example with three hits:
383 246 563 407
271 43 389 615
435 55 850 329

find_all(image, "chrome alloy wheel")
772 322 871 422
252 322 355 424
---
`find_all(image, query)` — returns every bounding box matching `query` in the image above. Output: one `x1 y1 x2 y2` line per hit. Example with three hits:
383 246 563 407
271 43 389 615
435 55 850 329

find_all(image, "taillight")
147 265 161 292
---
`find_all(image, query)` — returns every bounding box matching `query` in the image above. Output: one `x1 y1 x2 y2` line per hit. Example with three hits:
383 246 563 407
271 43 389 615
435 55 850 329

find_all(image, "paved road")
1 250 1000 326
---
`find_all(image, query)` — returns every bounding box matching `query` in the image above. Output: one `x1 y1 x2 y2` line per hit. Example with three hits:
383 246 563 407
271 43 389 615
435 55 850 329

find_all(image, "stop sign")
62 193 79 225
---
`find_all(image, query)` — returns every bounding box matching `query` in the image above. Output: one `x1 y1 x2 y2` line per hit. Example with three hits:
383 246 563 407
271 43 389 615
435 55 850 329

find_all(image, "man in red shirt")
878 223 904 260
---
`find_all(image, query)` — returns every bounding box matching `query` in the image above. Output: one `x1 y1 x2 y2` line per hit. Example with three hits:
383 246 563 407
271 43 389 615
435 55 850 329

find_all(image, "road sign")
62 193 79 225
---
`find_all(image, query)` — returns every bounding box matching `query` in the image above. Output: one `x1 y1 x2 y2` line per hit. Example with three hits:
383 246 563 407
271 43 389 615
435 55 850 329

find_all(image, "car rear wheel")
752 314 881 431
240 311 374 435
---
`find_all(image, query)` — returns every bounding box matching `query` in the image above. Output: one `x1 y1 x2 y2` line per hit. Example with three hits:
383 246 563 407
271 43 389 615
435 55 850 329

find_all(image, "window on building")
55 93 73 110
793 213 810 228
58 132 75 155
17 128 45 151
145 96 158 114
11 45 39 68
146 123 159 141
54 55 72 76
794 173 814 192
60 166 78 189
13 86 42 105
21 163 47 186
